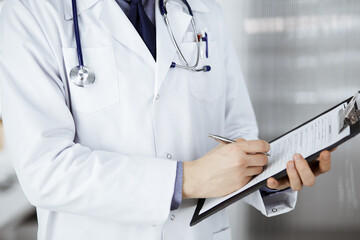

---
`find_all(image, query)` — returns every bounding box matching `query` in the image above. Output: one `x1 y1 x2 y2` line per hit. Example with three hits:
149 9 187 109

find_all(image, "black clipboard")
190 93 360 227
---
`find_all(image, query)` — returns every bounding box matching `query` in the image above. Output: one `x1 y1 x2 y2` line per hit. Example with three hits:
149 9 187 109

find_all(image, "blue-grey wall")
217 0 360 239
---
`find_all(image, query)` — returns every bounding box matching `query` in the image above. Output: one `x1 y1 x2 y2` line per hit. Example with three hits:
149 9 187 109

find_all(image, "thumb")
234 138 246 143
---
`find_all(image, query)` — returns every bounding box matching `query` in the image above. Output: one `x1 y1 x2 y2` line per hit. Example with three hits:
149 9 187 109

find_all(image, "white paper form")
200 103 350 214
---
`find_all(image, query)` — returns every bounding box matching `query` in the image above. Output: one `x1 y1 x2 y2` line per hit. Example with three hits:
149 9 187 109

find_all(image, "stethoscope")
159 0 211 73
69 0 95 87
69 0 211 88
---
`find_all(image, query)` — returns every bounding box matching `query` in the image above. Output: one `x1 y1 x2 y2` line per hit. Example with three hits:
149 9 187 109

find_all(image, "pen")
208 134 271 156
201 30 209 58
204 32 208 58
198 34 205 59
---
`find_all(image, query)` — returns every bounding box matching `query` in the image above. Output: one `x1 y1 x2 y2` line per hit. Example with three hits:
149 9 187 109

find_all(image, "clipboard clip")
339 90 360 133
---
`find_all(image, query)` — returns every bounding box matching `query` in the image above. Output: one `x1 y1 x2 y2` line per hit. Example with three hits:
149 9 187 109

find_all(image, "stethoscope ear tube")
171 62 211 72
159 0 167 15
161 1 211 73
198 65 211 72
159 0 193 16
72 0 84 68
180 0 193 16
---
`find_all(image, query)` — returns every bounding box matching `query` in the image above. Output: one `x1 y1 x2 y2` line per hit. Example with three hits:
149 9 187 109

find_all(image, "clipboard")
190 91 360 227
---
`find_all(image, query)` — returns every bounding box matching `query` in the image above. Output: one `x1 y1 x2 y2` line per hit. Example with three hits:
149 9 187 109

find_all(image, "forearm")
10 136 177 224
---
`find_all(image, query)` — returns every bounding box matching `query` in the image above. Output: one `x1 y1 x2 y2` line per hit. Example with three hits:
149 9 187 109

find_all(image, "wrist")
182 161 197 199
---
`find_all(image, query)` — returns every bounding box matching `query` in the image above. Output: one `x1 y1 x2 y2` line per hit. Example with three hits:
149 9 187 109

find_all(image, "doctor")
0 0 332 239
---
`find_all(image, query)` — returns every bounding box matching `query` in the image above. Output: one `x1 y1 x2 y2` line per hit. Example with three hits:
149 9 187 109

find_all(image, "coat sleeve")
0 0 176 225
214 2 298 216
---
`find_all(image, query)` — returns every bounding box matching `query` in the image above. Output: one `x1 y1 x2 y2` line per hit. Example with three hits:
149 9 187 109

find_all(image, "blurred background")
0 0 359 239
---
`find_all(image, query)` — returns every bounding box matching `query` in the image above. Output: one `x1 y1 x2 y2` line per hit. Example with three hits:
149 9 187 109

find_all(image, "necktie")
128 0 156 60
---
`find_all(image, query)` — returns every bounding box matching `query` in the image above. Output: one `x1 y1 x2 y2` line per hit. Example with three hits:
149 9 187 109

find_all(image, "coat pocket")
62 46 119 114
178 40 224 103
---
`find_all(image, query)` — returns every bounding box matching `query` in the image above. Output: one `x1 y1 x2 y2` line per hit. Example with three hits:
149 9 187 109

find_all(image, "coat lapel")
99 0 155 68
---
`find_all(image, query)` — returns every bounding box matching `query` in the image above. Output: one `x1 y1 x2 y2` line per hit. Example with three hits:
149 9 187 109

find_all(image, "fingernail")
289 161 295 169
294 154 302 162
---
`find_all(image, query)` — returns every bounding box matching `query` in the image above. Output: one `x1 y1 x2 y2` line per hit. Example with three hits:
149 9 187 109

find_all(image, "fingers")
314 150 331 176
266 177 279 189
245 153 268 167
246 166 264 176
267 151 331 192
227 140 269 167
283 151 331 191
234 138 246 143
286 153 317 191
266 177 290 190
293 154 316 187
286 160 303 191
239 140 270 154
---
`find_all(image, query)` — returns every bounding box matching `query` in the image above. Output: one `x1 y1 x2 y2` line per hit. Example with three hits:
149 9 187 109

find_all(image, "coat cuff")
243 188 297 217
170 161 183 210
261 188 297 216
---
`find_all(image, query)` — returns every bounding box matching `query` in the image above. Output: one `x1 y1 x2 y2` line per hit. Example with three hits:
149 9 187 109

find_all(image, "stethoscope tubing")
159 0 193 16
159 0 210 72
72 0 84 68
164 16 200 69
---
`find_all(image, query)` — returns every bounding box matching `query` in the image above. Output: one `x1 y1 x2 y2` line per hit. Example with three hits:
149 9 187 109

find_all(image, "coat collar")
170 0 209 13
99 0 156 68
62 0 101 20
62 0 209 21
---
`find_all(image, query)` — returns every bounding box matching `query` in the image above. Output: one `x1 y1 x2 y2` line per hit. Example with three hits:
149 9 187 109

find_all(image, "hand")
182 139 270 199
266 150 332 191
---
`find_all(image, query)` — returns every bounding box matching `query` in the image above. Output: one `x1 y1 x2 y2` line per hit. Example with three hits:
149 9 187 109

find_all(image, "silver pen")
208 134 271 156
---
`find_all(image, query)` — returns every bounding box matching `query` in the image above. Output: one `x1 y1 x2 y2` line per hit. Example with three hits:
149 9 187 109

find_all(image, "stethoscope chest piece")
70 66 95 87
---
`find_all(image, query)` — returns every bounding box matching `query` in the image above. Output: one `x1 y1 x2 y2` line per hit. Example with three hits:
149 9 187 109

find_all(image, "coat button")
170 214 175 221
272 208 277 213
166 153 172 159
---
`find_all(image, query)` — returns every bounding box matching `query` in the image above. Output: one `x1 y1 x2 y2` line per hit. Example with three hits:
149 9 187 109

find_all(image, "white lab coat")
0 0 297 239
